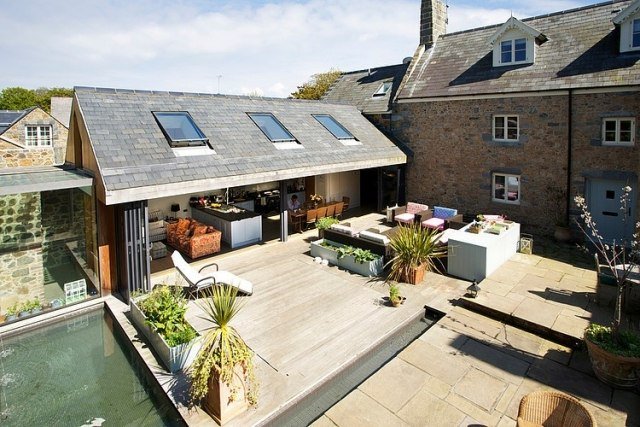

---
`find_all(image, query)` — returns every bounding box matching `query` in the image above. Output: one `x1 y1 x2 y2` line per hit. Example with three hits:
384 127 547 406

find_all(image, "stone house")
390 0 640 238
0 106 68 168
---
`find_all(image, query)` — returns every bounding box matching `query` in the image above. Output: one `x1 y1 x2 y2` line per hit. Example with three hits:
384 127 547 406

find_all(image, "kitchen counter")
192 206 262 248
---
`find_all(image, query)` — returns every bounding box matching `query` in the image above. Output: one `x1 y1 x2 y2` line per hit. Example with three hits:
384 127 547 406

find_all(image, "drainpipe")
566 89 573 225
280 180 288 242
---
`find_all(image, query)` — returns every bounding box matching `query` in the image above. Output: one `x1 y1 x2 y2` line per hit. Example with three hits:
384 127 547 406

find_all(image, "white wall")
315 171 360 209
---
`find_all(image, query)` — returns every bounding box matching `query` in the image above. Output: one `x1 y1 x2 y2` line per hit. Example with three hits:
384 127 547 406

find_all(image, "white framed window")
633 18 640 48
493 115 519 141
492 173 520 204
25 125 52 147
602 118 635 146
500 38 527 64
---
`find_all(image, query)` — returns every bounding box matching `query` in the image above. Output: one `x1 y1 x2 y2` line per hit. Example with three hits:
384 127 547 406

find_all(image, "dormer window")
613 0 640 52
501 38 527 64
489 17 546 67
373 82 392 97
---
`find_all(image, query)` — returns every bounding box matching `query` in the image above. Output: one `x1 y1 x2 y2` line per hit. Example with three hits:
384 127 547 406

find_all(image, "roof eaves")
488 16 544 46
613 0 640 24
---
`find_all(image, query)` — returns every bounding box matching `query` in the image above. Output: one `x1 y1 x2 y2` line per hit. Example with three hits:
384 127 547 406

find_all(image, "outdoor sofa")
166 217 222 259
323 224 392 258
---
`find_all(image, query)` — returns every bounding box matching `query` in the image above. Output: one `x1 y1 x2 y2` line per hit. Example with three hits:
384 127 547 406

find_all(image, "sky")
0 0 597 97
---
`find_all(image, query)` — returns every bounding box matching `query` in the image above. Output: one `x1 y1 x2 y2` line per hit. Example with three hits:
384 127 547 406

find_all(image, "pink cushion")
406 202 429 215
422 217 445 230
395 213 415 224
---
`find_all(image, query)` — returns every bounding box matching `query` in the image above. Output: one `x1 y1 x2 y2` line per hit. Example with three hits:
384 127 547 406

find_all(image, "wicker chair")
517 391 596 427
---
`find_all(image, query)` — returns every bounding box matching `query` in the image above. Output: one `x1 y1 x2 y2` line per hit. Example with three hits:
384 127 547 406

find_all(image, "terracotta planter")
554 225 572 243
585 335 640 390
403 263 426 285
204 365 249 424
390 296 406 307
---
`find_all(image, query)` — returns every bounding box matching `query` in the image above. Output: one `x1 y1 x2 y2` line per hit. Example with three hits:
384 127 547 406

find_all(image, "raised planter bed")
130 298 202 373
338 253 384 277
310 239 342 265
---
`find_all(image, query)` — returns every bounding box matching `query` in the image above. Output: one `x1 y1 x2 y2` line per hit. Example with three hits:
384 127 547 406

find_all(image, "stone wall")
392 95 570 235
0 107 68 168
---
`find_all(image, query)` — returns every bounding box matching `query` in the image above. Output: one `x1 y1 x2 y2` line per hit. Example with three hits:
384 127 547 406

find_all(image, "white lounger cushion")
358 230 390 245
171 251 253 295
330 224 357 236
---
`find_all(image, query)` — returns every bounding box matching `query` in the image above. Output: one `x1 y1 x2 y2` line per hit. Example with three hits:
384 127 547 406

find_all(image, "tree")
290 69 341 100
0 86 73 112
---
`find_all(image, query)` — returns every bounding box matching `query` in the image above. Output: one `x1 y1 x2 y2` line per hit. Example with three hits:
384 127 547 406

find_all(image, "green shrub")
138 286 196 347
585 324 640 358
316 217 339 230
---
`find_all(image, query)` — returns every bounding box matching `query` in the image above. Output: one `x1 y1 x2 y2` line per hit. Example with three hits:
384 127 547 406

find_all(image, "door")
117 201 151 301
586 179 635 243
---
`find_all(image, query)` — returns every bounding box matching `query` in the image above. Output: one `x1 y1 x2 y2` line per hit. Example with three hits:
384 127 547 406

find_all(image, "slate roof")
322 63 409 113
398 1 640 99
74 87 406 205
0 109 29 134
51 97 73 127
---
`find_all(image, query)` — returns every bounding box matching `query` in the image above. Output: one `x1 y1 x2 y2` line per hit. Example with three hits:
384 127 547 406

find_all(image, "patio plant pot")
584 335 640 390
403 263 427 285
337 253 384 277
130 298 202 373
204 365 249 424
310 239 341 265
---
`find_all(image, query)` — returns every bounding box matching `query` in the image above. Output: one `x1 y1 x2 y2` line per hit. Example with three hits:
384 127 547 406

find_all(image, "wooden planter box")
310 239 341 265
338 254 384 277
130 298 202 373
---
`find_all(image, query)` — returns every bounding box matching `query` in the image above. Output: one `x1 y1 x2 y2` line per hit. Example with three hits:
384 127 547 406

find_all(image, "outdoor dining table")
290 209 306 233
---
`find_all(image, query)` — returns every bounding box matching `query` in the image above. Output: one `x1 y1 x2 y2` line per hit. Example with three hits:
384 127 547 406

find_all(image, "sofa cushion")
422 217 445 230
358 230 390 245
193 225 208 236
176 218 191 236
395 212 415 224
433 206 457 220
407 202 428 215
330 224 357 236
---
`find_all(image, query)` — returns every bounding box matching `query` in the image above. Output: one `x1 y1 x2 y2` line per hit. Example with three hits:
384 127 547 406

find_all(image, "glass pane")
634 32 640 48
507 176 519 201
494 128 505 139
514 38 526 61
249 113 295 141
501 40 512 63
154 112 207 143
605 120 617 131
620 131 632 142
605 131 616 141
314 114 354 139
494 175 505 199
507 128 518 140
507 117 518 128
494 116 504 128
620 120 632 132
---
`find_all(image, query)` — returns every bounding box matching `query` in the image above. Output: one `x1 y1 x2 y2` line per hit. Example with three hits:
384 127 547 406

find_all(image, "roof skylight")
248 113 297 143
313 114 355 140
153 112 209 148
373 81 392 97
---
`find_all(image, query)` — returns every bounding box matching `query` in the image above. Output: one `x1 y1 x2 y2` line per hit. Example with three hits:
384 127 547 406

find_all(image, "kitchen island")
192 205 262 249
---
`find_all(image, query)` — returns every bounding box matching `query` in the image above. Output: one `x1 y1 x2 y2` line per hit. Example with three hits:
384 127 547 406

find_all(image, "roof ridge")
442 0 627 38
73 86 324 103
338 63 407 76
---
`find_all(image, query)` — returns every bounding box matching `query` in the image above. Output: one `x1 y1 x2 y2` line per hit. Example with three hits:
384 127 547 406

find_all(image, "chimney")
420 0 447 47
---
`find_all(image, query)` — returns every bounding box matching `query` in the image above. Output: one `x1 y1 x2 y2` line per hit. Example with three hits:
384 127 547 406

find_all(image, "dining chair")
304 208 318 230
316 206 327 220
342 196 350 211
326 204 336 218
334 201 344 219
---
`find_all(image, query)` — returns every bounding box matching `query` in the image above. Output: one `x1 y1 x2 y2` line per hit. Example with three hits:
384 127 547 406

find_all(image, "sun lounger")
171 251 253 296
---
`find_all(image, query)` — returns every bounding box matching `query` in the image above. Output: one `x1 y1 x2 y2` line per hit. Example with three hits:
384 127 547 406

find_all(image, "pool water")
0 309 183 426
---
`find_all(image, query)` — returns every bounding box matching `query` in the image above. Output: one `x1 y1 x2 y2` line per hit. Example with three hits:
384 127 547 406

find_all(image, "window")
500 38 527 64
602 118 635 146
373 81 392 97
248 113 296 143
25 125 52 147
493 115 519 141
633 19 640 48
153 112 208 147
493 173 520 204
313 114 355 140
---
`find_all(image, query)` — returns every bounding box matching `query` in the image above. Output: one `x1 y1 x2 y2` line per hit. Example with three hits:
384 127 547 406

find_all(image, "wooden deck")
147 212 471 426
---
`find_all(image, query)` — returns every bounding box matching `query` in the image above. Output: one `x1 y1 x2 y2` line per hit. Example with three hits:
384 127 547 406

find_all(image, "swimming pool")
0 308 183 426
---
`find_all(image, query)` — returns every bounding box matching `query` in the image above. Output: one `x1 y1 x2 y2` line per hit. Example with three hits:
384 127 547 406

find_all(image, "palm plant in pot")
386 224 447 285
189 285 257 423
575 187 640 389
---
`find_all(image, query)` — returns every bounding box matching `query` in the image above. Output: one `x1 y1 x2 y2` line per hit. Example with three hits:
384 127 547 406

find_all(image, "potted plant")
549 185 572 242
388 282 405 307
5 304 18 322
310 193 323 208
310 239 342 265
315 216 339 239
29 299 42 315
189 285 257 424
18 301 31 318
386 224 447 285
130 285 201 373
575 187 640 389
